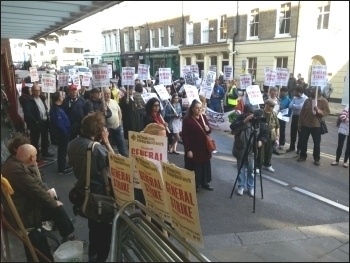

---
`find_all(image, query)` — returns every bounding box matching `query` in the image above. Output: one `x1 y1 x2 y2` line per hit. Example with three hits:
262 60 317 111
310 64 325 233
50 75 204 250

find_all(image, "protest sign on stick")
310 65 327 87
239 74 252 90
184 85 200 105
72 75 81 89
158 68 172 85
109 153 134 208
181 66 190 77
81 73 91 87
92 64 109 87
223 65 233 80
29 67 39 82
58 73 69 87
121 67 135 86
138 64 149 80
41 74 56 93
154 85 170 101
246 85 264 105
264 68 277 87
276 68 289 87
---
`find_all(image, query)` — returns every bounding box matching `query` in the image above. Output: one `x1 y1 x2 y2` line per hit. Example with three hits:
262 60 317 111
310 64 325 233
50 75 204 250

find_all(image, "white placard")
41 74 56 93
209 65 217 73
81 73 91 87
264 68 277 87
158 68 172 85
72 75 81 89
204 71 216 87
310 65 327 87
138 64 149 80
239 74 252 90
181 65 191 77
154 85 170 101
92 64 110 87
29 67 39 82
246 85 264 105
108 64 113 79
199 84 214 100
69 68 75 77
121 67 135 86
58 73 69 87
276 68 289 86
141 92 159 104
184 85 200 105
223 65 233 80
190 64 199 79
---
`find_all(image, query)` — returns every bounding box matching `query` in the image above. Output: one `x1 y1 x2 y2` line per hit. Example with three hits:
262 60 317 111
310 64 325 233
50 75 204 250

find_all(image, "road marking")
292 187 349 212
262 174 289 186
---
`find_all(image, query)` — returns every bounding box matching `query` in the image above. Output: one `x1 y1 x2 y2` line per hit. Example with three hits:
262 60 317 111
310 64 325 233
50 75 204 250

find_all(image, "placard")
158 68 172 85
264 68 277 87
310 65 327 87
81 72 91 87
181 65 190 77
204 70 216 87
246 85 264 105
138 64 149 80
92 64 109 87
141 92 159 104
108 64 113 79
29 67 39 82
184 85 200 105
154 85 170 101
223 65 233 80
134 156 171 222
121 67 135 86
58 73 69 87
72 74 81 89
190 64 199 79
41 74 56 93
109 153 134 208
276 68 289 86
199 84 214 100
162 162 203 247
209 65 217 73
239 74 252 90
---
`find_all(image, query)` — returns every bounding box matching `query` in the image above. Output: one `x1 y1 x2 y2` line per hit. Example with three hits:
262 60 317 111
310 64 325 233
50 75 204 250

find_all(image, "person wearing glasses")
143 97 168 130
22 84 54 159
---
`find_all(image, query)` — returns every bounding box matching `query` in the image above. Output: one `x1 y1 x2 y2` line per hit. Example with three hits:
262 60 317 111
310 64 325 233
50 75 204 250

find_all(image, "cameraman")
230 104 269 196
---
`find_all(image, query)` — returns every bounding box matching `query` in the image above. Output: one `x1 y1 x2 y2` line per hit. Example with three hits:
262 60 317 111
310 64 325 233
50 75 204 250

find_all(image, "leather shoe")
286 148 295 152
297 157 306 162
203 184 214 191
314 160 320 166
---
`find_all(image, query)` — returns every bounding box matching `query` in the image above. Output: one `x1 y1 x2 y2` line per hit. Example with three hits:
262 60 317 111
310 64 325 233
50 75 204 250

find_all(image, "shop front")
101 53 121 77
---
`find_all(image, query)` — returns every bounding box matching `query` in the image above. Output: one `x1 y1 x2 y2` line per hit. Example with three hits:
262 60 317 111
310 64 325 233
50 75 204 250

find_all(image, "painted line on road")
293 187 349 212
262 174 289 186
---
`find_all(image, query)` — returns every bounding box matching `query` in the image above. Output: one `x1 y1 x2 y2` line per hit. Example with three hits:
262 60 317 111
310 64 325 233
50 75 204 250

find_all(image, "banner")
190 64 199 79
310 65 327 87
81 72 91 87
264 68 277 87
158 68 172 85
41 74 56 93
108 64 113 79
58 73 69 87
134 156 171 222
181 65 190 77
276 68 289 86
72 74 81 89
206 108 236 131
154 85 170 101
92 64 109 87
162 162 203 247
239 74 252 90
109 153 134 208
184 85 199 105
29 67 39 82
246 85 264 105
138 64 149 80
223 65 233 80
128 131 168 190
121 67 135 86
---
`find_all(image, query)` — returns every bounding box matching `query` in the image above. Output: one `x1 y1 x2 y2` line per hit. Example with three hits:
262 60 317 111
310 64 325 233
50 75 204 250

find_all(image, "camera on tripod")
250 109 267 125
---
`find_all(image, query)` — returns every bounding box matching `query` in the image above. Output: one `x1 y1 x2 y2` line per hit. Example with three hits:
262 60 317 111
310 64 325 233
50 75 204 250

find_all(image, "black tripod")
229 123 264 213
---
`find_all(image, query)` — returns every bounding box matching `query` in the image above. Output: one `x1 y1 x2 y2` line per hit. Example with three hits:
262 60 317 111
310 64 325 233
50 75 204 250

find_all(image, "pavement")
1 101 348 262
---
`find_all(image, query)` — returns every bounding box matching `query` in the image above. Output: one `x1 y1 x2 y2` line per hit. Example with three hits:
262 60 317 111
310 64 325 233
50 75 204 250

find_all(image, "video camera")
250 109 267 124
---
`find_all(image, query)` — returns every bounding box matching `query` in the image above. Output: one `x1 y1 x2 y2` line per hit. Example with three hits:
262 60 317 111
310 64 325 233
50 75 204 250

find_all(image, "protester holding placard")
182 99 213 192
210 79 225 113
165 94 182 154
297 87 330 166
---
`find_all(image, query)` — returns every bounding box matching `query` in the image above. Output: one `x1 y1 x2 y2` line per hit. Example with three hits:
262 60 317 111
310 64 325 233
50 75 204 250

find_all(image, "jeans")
299 126 321 161
290 115 301 150
237 159 254 190
336 133 349 163
210 103 222 113
108 126 127 157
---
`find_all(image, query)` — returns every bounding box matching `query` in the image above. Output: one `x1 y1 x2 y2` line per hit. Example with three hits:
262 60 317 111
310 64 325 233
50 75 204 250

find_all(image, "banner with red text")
224 65 233 80
310 65 327 87
121 67 135 86
162 162 203 247
92 64 109 87
81 73 91 87
138 64 149 80
29 67 39 82
109 153 134 208
128 131 168 190
158 68 172 85
239 74 252 89
41 74 56 93
58 73 69 87
264 68 277 87
246 85 264 105
184 85 200 104
276 68 289 86
134 156 171 222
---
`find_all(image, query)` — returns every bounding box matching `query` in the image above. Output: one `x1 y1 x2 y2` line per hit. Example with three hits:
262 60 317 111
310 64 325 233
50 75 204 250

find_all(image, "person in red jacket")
182 99 214 192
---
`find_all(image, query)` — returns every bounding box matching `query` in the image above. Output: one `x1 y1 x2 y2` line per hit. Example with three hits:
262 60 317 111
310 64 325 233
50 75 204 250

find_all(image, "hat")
264 98 277 106
243 104 254 113
90 87 101 93
68 84 78 91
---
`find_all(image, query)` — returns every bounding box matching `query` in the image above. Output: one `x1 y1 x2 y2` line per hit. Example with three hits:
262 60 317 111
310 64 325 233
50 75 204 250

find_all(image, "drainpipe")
292 1 300 76
232 1 239 77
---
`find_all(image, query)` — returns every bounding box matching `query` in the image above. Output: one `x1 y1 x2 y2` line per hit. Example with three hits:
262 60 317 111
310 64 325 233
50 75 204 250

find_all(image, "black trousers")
336 133 349 163
88 219 112 262
290 115 301 150
299 126 321 161
41 205 74 239
278 119 286 146
57 134 69 172
30 120 50 156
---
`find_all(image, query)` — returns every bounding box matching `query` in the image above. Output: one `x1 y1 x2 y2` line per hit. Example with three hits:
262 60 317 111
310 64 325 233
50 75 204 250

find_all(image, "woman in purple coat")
182 99 213 192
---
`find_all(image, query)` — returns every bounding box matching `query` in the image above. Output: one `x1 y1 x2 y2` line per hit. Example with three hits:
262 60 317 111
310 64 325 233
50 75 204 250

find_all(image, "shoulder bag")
192 116 217 152
316 116 328 135
77 141 118 224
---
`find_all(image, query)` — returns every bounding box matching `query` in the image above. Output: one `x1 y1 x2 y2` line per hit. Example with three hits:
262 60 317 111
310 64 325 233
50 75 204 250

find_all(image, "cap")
68 84 78 91
243 104 254 113
90 87 101 93
264 98 277 106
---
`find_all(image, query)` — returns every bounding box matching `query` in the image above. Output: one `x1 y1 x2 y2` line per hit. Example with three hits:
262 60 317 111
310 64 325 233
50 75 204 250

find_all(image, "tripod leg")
230 160 244 198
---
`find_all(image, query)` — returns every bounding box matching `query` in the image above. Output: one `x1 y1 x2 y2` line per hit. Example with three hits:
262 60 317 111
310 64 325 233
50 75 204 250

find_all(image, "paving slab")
298 223 349 243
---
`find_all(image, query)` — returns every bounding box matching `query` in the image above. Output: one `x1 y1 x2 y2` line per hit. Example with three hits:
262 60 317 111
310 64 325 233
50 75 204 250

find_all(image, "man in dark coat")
287 73 297 99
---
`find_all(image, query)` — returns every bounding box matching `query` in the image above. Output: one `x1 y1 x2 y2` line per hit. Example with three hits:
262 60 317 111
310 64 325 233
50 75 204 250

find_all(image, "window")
249 9 259 37
186 57 191 65
276 57 288 68
186 22 193 45
159 27 164 47
134 29 141 51
150 29 155 48
219 15 227 40
248 57 257 80
210 56 217 67
169 26 174 46
201 18 209 44
124 31 129 52
318 1 330 30
279 3 291 35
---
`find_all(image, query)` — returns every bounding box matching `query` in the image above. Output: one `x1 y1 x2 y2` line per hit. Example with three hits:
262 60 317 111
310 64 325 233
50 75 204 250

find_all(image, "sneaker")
237 188 244 196
264 166 275 173
331 161 339 166
58 169 73 175
297 157 306 162
314 160 320 166
255 168 260 174
248 189 254 197
42 221 53 231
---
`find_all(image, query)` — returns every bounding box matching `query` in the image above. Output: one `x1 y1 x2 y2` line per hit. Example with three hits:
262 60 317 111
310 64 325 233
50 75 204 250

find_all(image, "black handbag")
317 116 328 135
79 142 118 223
